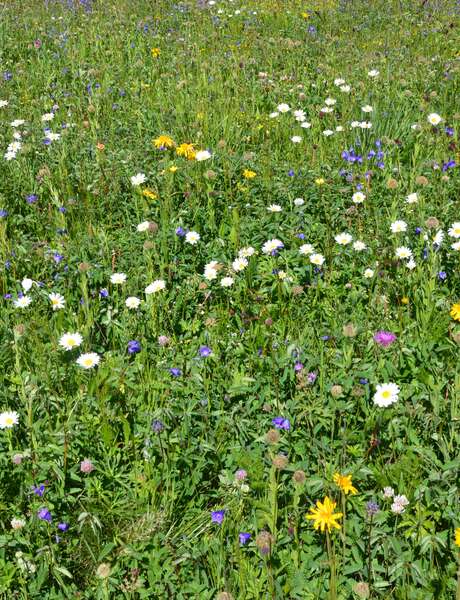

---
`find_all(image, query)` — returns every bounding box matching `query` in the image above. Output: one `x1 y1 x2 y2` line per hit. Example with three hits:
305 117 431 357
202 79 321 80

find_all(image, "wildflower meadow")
1 0 460 597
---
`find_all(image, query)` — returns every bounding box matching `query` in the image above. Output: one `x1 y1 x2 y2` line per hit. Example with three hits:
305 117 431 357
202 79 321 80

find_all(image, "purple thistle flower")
211 510 225 525
373 331 397 347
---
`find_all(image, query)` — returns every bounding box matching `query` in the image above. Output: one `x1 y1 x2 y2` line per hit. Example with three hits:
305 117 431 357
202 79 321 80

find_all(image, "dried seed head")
292 470 306 484
330 385 343 398
342 323 358 337
425 217 439 229
265 429 280 445
272 454 289 470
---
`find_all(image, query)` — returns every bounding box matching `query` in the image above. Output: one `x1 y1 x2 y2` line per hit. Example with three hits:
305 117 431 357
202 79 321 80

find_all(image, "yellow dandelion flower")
333 473 357 495
306 496 342 533
450 303 460 321
153 135 175 149
176 143 196 160
301 12 310 19
243 169 256 179
401 296 409 305
151 47 161 58
142 189 157 200
455 527 460 547
315 178 325 185
168 165 178 173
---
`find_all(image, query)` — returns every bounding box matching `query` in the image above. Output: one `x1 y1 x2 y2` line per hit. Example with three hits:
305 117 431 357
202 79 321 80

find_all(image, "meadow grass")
0 0 459 597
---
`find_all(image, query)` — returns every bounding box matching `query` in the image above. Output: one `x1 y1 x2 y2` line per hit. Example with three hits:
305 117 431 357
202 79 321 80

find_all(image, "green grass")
0 0 459 597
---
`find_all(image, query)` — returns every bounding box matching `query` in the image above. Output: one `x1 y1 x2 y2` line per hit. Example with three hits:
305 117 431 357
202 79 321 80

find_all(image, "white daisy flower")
0 411 19 429
204 261 219 280
110 273 127 284
406 193 418 204
238 247 256 258
427 113 442 126
76 352 101 370
130 173 146 186
291 135 302 143
49 292 65 310
59 333 83 351
373 383 400 407
267 204 282 212
406 259 417 270
353 240 366 251
395 246 412 260
277 103 290 113
324 98 336 106
21 278 33 292
13 296 32 308
299 244 314 255
340 85 351 92
323 129 334 136
145 280 166 294
269 112 279 119
390 220 407 233
368 69 379 77
220 277 234 287
10 119 25 127
300 121 311 129
361 105 373 112
352 191 366 204
232 257 248 272
0 100 8 108
309 253 325 266
137 221 150 232
125 296 141 309
262 239 283 254
364 268 374 278
41 113 54 122
335 232 353 245
195 150 211 161
335 125 344 132
451 241 460 251
334 78 345 86
185 231 200 244
433 230 444 246
448 222 460 238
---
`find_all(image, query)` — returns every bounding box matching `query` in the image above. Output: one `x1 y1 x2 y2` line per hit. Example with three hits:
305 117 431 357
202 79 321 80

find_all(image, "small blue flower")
211 510 225 524
37 507 52 522
272 417 291 430
239 532 251 545
127 340 142 354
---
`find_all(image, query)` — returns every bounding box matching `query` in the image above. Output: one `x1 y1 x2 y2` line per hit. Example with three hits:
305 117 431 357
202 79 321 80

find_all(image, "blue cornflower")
127 340 141 354
272 417 291 430
211 510 225 525
37 507 52 522
239 532 251 545
199 346 212 357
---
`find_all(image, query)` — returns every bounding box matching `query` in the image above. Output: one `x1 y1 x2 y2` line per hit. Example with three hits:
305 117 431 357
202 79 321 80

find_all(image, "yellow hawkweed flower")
168 165 178 173
450 303 460 321
315 178 325 185
301 12 310 19
243 169 256 179
151 47 161 58
306 496 343 533
176 143 196 160
153 135 175 149
401 296 409 305
142 189 157 200
333 473 357 495
455 527 460 547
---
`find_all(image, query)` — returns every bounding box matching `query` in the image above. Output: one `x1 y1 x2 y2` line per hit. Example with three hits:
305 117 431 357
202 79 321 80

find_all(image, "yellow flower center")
382 390 391 399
